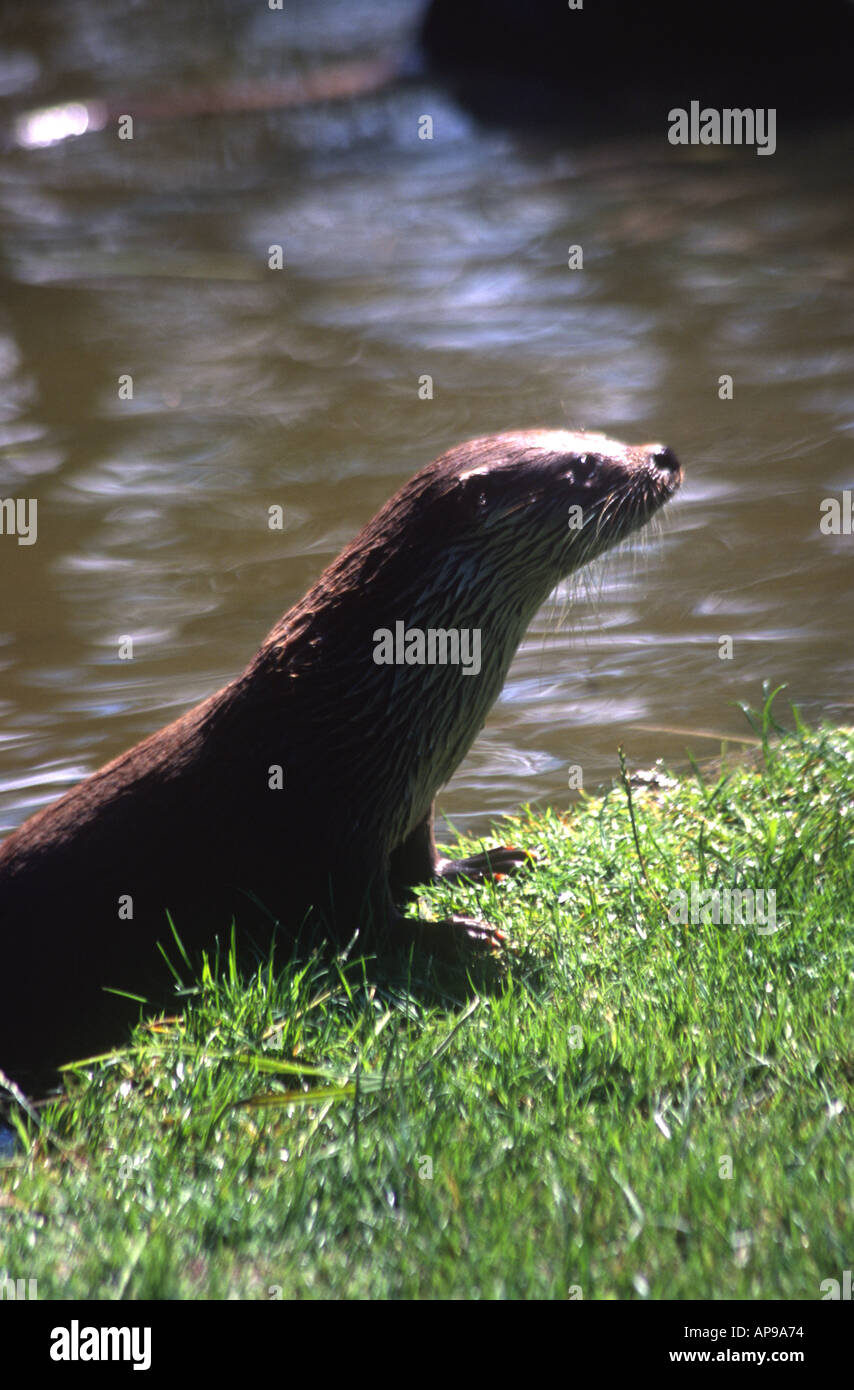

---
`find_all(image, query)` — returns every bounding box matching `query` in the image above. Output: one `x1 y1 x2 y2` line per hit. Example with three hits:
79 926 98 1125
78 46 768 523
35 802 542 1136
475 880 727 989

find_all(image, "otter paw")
437 846 537 883
397 914 511 960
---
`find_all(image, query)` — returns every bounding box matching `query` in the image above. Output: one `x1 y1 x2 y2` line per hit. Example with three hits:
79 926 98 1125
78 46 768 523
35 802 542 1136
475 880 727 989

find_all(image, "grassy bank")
2 697 852 1299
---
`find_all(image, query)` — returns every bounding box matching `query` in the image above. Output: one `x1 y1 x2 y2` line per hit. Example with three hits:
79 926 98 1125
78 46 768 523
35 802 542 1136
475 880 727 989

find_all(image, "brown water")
1 0 853 844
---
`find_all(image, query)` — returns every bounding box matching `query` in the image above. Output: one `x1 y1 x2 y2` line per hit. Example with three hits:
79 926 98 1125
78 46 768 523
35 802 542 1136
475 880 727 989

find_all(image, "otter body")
0 431 681 1079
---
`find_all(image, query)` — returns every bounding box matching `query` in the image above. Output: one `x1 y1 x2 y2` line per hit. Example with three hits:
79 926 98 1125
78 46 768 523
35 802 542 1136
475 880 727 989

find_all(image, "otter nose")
646 444 682 479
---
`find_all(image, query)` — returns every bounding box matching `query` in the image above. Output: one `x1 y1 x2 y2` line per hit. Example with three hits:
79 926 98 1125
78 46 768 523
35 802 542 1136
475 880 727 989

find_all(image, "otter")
0 430 681 1082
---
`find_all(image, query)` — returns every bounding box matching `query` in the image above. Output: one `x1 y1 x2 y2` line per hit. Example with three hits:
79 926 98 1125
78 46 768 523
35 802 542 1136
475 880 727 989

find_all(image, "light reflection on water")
0 0 853 841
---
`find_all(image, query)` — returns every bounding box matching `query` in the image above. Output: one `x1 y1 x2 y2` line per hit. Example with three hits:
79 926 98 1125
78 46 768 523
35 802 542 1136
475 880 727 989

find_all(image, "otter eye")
576 453 598 485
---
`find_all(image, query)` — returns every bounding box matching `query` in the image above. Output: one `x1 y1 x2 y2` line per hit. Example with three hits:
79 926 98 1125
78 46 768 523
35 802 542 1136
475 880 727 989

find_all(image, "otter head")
368 430 682 614
452 429 680 576
320 427 682 706
274 429 683 837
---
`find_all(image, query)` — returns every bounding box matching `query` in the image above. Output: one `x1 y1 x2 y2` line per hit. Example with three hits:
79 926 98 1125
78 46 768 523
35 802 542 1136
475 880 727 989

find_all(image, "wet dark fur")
0 430 681 1080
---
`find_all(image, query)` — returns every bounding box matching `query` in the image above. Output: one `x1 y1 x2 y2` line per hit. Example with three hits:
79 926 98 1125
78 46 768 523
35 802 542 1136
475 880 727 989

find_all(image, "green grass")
2 692 853 1299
